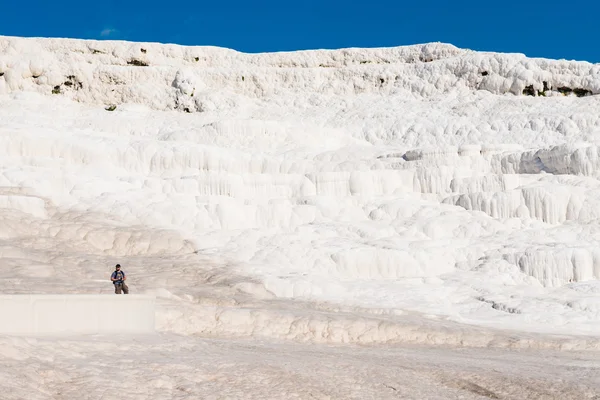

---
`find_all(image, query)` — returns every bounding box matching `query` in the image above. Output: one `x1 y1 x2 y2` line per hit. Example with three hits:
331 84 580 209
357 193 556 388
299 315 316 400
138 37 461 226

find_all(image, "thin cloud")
100 27 119 38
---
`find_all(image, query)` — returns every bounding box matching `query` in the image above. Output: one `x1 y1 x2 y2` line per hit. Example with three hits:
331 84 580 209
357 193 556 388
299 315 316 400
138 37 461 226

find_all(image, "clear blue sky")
1 0 598 62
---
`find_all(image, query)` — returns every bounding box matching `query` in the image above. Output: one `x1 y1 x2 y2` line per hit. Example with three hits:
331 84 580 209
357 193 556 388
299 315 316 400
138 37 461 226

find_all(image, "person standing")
110 264 129 294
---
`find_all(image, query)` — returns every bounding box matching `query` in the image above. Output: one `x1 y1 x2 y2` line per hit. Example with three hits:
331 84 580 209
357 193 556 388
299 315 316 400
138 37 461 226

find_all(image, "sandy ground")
2 332 599 400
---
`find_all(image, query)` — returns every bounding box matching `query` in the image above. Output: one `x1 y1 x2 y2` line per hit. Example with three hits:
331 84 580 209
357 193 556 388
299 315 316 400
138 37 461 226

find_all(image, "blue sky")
1 0 598 62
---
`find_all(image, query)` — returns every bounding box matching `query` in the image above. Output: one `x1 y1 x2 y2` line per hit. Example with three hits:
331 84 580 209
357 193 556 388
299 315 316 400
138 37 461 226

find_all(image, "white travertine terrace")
1 35 600 398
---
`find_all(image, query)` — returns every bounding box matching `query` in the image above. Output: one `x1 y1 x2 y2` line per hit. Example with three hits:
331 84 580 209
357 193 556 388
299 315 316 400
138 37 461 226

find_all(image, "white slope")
1 35 600 397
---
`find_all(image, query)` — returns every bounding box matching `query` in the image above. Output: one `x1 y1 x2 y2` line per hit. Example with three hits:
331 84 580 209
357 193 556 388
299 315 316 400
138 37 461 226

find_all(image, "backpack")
112 270 125 284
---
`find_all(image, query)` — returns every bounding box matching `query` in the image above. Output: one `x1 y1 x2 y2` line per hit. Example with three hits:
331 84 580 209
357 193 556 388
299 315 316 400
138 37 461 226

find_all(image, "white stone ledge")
0 294 155 335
